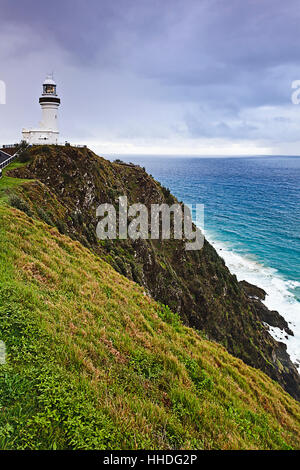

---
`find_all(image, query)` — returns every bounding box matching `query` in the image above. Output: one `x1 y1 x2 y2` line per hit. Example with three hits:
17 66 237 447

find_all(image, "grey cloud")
1 0 300 152
184 111 258 139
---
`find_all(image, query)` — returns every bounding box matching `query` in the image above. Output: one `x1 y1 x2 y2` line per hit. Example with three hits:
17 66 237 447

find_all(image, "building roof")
43 75 56 86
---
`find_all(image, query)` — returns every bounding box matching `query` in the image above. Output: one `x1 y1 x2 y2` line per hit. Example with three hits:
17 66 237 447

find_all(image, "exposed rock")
239 280 267 300
240 280 294 336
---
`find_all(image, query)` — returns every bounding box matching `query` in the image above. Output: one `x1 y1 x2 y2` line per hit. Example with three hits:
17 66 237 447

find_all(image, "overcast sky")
1 0 300 156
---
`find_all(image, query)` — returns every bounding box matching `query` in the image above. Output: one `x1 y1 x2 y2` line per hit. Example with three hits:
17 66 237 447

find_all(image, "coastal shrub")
56 219 67 234
18 150 31 163
86 223 97 243
39 146 52 155
36 207 54 226
158 304 183 332
9 195 33 218
129 350 163 380
184 357 214 392
70 211 83 227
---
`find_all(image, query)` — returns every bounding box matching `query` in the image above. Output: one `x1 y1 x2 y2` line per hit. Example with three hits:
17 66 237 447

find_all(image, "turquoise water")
120 155 300 364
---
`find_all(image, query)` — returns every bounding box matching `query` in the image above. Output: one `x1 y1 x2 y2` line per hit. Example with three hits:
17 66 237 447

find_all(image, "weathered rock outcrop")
9 145 300 400
239 280 267 300
240 280 294 336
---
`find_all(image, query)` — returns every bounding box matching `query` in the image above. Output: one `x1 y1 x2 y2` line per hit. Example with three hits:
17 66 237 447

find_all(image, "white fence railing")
0 153 19 170
0 144 23 171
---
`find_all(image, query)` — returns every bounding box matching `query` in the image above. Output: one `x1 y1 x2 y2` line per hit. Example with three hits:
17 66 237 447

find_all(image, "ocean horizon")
118 154 300 367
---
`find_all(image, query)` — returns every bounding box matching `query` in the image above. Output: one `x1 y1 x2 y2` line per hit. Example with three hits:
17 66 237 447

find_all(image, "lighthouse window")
43 85 55 94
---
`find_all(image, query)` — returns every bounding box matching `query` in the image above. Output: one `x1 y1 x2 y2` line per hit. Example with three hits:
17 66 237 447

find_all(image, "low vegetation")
0 203 299 450
0 161 33 202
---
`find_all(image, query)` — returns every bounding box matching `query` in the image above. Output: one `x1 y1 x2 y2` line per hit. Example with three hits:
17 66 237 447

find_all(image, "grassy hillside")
0 202 299 450
8 145 300 399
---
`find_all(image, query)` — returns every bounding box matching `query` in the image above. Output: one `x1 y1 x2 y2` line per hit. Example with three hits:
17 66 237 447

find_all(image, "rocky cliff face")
9 145 300 399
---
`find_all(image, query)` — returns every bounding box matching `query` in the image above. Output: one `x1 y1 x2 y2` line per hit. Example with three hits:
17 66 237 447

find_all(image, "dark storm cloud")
1 0 300 152
3 0 300 71
0 0 174 65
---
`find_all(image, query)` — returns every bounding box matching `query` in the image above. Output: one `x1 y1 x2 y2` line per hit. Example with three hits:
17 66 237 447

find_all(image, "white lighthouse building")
22 75 61 145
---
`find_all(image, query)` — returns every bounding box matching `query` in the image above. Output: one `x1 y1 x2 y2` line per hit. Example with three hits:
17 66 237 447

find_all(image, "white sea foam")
206 232 300 368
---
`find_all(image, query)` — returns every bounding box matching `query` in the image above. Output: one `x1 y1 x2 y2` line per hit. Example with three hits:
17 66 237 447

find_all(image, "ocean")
119 155 300 367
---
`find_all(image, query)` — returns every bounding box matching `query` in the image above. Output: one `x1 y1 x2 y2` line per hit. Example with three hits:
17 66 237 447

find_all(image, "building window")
43 85 56 94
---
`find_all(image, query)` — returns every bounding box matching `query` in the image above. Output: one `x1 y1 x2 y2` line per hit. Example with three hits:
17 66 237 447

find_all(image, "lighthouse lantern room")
22 75 61 145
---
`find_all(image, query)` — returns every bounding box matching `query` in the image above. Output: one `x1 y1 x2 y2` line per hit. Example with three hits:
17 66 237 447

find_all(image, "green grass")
0 161 34 202
0 203 299 450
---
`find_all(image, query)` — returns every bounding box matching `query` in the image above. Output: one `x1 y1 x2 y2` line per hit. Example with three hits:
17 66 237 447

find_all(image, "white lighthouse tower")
22 75 61 145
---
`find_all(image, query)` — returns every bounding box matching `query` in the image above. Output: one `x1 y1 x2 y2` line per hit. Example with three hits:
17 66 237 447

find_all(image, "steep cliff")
7 144 300 400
